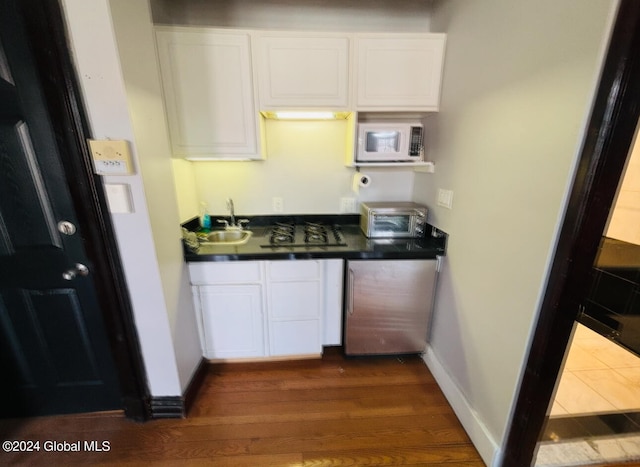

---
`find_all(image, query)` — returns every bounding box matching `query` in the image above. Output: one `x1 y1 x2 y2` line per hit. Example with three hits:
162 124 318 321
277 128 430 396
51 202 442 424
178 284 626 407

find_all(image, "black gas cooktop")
260 221 348 249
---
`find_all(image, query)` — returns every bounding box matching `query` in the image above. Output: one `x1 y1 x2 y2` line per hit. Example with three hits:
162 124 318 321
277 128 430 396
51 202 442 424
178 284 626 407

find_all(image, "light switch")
88 139 135 175
105 183 133 213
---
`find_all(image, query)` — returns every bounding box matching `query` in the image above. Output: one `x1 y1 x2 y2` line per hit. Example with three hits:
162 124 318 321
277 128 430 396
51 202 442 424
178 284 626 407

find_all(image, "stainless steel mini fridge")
345 259 439 355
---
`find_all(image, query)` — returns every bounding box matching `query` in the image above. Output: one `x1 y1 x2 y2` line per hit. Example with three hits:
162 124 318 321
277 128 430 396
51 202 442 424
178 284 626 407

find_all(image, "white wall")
62 0 201 396
413 1 617 464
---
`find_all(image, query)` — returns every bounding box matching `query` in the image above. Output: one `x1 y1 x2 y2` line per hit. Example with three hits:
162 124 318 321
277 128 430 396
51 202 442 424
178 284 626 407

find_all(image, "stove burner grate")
304 222 329 244
262 221 348 248
269 222 295 244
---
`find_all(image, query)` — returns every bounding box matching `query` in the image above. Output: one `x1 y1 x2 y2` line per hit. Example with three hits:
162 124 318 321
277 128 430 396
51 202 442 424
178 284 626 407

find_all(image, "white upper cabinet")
156 27 261 160
155 27 447 159
255 33 350 109
355 34 446 111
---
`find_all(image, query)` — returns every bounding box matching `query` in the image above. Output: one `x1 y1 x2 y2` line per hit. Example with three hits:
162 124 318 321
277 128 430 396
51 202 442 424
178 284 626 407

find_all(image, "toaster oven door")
369 213 414 237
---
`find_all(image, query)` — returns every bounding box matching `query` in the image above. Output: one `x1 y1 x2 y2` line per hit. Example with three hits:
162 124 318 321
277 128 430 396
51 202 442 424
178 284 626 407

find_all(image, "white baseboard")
422 346 502 467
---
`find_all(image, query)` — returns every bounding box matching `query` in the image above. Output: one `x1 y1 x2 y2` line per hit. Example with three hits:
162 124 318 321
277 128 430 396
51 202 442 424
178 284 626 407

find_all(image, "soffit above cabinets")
150 0 433 33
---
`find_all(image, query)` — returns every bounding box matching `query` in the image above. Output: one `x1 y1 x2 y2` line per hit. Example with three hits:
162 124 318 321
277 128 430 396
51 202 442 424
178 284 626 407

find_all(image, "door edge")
19 0 151 420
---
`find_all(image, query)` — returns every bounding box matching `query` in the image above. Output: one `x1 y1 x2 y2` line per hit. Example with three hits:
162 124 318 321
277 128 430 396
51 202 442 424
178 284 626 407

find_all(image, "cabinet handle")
347 268 355 316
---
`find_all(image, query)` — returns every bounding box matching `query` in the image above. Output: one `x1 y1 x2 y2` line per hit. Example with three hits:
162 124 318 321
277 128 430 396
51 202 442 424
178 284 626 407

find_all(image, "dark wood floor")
0 348 484 466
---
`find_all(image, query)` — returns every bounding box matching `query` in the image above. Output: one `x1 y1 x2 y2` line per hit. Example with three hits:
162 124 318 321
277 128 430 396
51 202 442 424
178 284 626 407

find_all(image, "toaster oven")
360 202 428 238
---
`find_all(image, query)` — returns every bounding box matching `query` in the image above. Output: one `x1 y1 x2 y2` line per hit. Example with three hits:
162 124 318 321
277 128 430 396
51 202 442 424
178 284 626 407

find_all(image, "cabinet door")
256 34 350 109
156 28 259 159
270 320 322 356
197 284 265 359
270 281 321 320
355 34 446 110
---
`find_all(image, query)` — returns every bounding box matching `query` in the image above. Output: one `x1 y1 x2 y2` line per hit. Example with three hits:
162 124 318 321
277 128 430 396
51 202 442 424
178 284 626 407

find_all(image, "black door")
0 0 121 417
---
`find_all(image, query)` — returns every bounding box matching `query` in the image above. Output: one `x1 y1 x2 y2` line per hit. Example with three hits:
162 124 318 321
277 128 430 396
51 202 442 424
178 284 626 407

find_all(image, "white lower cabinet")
266 261 323 356
196 284 265 359
189 259 343 360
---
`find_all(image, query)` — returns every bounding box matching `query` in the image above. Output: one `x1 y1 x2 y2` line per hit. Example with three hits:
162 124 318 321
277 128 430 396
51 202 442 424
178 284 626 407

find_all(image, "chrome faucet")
218 198 249 230
226 198 236 226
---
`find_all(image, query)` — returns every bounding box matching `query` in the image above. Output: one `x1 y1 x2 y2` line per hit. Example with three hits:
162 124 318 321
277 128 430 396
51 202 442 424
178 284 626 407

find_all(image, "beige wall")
158 0 434 220
181 120 415 218
172 159 199 222
606 132 640 245
414 0 617 464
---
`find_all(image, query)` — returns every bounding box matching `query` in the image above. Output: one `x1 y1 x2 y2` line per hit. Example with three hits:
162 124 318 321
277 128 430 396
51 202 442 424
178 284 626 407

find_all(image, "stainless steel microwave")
360 202 428 238
356 122 424 163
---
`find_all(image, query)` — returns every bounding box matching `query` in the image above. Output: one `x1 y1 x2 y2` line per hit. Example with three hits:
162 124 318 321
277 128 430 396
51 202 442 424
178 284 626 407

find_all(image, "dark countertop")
595 237 640 269
182 215 447 262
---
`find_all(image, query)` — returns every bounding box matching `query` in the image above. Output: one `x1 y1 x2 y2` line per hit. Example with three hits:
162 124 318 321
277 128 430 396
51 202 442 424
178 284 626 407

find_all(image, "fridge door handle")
347 268 355 316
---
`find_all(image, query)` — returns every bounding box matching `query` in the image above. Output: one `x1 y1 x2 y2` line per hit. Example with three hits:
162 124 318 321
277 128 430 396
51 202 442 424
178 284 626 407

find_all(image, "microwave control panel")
409 126 424 157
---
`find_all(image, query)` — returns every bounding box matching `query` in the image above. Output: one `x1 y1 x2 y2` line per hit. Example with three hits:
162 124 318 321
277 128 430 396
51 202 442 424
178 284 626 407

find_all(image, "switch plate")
437 189 453 209
104 183 133 213
88 139 134 175
272 197 284 213
340 197 356 213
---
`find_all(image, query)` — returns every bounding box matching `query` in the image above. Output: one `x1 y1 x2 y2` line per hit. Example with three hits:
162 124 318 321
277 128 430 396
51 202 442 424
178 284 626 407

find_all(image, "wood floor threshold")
0 348 484 466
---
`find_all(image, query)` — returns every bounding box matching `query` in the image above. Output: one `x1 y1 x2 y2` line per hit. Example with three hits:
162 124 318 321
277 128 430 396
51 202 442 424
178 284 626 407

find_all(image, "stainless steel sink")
200 230 252 245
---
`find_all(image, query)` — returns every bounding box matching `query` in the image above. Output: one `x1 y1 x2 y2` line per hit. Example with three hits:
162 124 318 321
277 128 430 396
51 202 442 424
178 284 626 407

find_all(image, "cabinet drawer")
268 260 320 281
189 261 262 284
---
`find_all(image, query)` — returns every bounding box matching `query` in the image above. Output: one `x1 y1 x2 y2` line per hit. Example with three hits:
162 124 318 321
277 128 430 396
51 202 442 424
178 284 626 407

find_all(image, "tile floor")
535 323 640 466
552 323 640 416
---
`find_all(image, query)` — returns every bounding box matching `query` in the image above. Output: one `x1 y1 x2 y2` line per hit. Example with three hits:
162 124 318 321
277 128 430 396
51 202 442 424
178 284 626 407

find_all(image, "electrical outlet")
340 197 356 213
437 189 453 209
272 197 284 213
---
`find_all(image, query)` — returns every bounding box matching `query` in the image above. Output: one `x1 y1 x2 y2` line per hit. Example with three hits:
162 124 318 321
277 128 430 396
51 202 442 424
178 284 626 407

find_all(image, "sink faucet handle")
216 219 230 229
237 219 250 229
